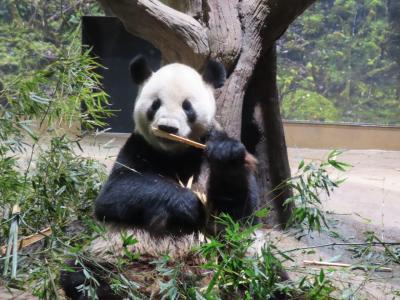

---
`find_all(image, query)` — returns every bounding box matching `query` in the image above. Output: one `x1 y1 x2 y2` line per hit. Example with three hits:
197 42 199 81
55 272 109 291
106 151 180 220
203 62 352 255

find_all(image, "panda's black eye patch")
147 98 161 121
182 100 192 111
151 98 161 110
182 99 197 123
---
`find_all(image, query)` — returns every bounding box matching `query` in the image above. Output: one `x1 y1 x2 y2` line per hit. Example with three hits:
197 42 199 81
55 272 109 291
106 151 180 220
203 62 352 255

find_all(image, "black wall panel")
82 16 161 133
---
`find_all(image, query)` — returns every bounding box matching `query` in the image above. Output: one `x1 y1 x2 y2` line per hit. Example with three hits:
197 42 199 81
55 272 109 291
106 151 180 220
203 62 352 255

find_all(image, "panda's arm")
94 170 206 235
206 130 259 222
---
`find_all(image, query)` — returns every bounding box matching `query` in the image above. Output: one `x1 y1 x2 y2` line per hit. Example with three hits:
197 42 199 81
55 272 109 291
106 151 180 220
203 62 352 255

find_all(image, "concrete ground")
284 148 400 299
288 148 400 236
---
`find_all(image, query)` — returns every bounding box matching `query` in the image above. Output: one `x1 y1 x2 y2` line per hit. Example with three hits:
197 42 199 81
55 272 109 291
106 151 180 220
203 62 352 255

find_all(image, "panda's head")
130 55 226 152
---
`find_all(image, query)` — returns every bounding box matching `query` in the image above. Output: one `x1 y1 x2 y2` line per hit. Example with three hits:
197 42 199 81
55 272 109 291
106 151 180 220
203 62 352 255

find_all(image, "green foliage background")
278 0 400 125
0 1 111 296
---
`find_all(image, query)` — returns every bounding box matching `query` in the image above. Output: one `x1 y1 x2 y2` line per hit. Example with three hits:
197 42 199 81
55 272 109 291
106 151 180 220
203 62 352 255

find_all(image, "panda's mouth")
151 127 194 150
152 127 183 145
156 136 178 145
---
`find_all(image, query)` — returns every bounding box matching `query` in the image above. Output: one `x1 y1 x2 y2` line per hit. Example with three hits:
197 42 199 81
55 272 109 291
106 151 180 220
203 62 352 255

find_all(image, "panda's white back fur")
88 226 267 262
89 227 206 261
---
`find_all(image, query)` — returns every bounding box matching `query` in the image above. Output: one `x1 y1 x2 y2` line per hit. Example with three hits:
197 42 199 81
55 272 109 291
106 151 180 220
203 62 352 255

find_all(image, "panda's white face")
133 63 217 152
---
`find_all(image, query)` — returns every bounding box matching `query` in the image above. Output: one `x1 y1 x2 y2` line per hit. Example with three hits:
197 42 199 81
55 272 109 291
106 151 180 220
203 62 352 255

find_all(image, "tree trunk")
258 45 294 225
98 0 316 227
241 43 293 226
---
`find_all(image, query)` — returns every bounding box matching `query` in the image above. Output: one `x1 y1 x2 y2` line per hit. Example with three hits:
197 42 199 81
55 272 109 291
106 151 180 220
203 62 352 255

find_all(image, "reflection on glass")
278 0 400 126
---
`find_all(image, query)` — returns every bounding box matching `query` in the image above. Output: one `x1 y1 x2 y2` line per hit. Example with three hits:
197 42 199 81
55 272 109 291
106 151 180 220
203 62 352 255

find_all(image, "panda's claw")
206 133 246 166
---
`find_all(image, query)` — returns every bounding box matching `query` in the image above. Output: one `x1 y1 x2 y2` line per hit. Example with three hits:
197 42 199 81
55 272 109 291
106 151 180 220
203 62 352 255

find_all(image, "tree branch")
99 0 210 67
205 0 242 71
216 0 269 138
262 0 317 48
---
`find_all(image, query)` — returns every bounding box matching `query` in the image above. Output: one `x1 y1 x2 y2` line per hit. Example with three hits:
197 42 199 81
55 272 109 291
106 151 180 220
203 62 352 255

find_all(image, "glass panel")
278 0 400 126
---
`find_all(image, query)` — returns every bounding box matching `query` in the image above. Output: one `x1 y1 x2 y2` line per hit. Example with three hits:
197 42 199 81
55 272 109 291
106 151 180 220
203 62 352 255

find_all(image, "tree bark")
99 0 317 227
97 0 115 16
98 0 209 68
205 0 242 70
258 45 294 226
241 43 294 227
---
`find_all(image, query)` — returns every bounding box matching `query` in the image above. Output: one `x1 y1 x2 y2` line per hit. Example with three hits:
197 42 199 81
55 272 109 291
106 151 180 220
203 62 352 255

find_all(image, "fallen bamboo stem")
152 127 206 149
1 227 52 256
303 260 392 272
284 241 400 253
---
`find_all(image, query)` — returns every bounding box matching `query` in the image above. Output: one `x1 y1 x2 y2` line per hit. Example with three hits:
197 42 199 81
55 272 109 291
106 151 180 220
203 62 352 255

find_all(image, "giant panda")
60 56 260 299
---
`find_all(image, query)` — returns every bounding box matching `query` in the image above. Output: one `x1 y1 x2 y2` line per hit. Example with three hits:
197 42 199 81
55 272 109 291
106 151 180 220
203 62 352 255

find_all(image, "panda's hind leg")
60 260 123 300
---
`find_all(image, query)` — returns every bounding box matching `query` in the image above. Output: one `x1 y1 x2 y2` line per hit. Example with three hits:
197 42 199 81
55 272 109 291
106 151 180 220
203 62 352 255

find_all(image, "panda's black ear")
129 55 153 85
202 60 226 89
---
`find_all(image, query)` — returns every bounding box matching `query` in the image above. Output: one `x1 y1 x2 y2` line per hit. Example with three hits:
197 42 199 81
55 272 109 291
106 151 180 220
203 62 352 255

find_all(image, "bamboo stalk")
11 218 18 278
3 218 15 275
152 127 206 149
152 127 258 170
303 260 392 272
3 204 20 278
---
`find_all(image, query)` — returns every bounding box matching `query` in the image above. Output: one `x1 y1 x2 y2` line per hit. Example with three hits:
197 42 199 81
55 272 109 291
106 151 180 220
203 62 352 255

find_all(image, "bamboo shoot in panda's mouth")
151 127 258 170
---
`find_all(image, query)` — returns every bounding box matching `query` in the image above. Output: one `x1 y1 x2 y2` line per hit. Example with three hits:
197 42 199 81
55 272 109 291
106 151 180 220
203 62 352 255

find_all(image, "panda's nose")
158 124 179 134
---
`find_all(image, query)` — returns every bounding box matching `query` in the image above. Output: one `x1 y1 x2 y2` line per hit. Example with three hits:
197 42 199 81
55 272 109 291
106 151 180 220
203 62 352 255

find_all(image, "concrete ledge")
96 122 400 151
283 121 400 150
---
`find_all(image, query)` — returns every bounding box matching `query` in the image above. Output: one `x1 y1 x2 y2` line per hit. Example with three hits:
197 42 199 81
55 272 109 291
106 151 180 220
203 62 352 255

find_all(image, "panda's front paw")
166 191 206 234
206 132 246 166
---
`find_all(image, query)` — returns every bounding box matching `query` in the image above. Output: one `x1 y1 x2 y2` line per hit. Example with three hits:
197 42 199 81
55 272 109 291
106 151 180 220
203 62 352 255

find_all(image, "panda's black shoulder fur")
115 133 204 181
